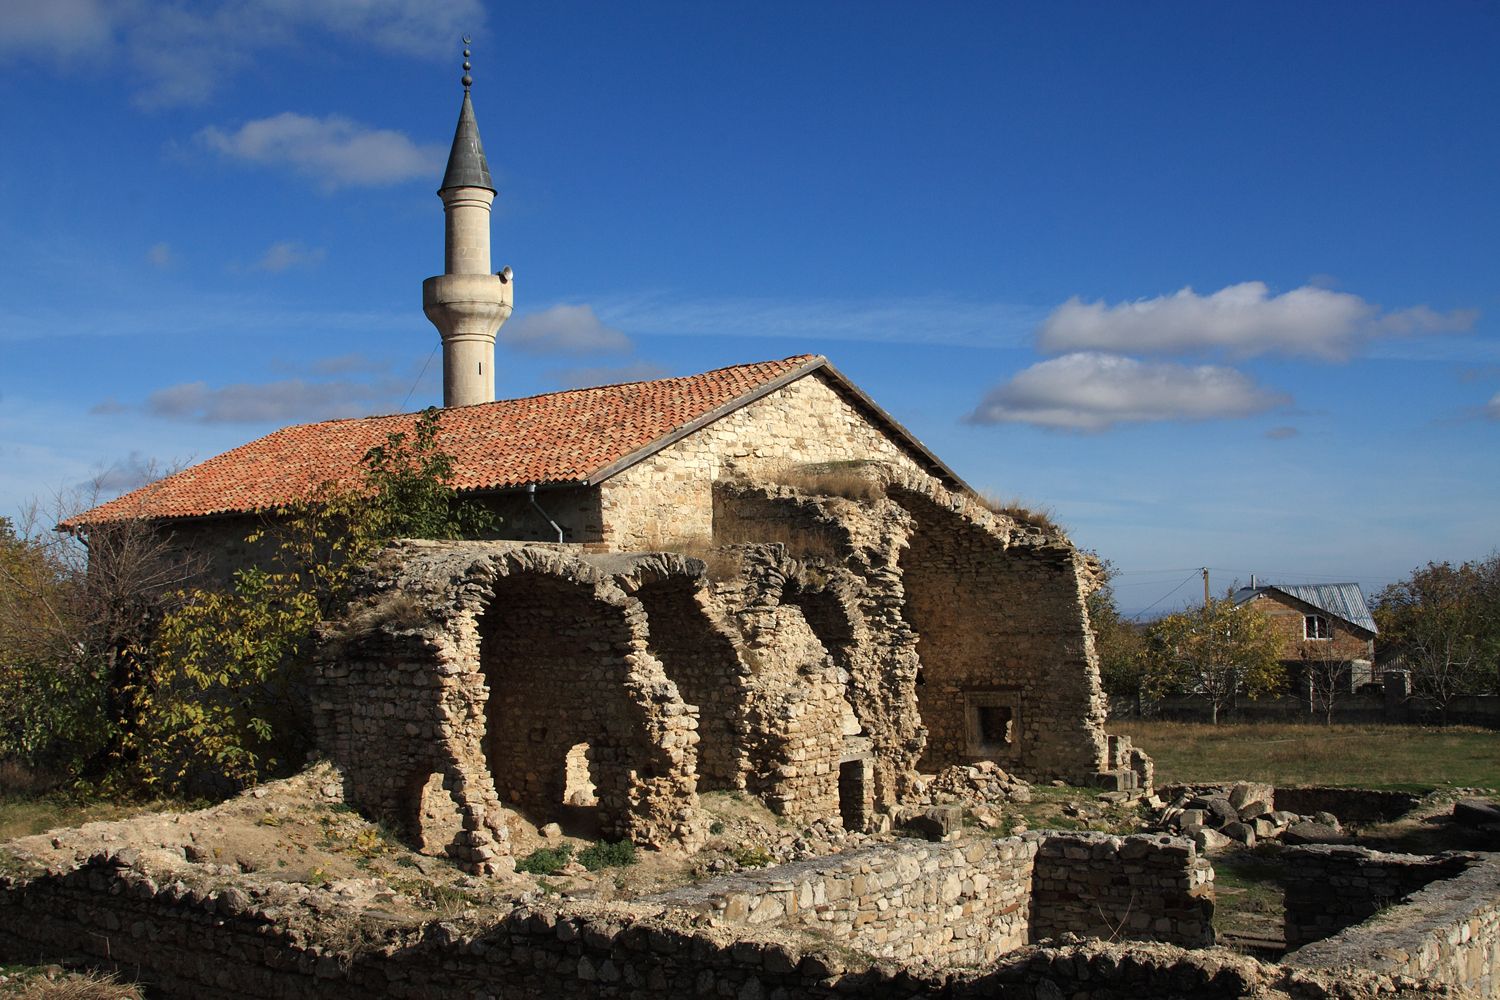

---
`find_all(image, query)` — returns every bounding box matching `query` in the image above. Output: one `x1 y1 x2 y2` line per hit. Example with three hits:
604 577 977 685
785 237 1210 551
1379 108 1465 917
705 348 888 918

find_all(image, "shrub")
515 844 574 875
576 838 637 870
731 844 773 868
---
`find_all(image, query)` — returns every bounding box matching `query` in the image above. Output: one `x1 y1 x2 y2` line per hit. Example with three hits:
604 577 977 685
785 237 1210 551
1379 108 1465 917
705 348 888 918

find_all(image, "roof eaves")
579 356 829 487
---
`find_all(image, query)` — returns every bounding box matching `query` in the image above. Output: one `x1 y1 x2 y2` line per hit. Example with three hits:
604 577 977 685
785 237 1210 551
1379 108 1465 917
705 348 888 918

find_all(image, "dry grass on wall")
979 493 1062 533
772 463 886 502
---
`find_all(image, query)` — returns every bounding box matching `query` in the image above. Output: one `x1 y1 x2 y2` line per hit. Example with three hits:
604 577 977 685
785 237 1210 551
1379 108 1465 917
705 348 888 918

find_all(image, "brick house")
1232 581 1378 692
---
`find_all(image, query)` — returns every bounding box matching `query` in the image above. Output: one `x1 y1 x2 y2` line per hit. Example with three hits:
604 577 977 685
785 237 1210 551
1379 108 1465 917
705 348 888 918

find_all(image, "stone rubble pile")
913 761 1034 807
1157 782 1344 852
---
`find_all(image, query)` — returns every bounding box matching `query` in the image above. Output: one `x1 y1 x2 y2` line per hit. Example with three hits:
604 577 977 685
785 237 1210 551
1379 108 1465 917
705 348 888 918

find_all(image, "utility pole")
1202 567 1210 609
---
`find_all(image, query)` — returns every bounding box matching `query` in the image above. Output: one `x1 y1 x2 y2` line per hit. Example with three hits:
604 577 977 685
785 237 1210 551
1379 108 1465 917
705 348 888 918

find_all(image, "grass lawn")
1113 721 1500 791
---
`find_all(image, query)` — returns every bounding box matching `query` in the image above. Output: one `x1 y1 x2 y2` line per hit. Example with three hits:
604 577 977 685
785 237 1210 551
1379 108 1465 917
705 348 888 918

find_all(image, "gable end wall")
599 372 932 549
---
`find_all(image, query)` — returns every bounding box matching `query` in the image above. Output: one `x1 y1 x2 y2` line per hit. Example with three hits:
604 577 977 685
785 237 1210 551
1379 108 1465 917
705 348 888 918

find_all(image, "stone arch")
633 574 748 790
479 571 638 835
472 553 704 847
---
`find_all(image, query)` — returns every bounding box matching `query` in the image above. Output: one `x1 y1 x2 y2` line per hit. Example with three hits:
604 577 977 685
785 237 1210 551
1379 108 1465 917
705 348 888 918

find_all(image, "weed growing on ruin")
577 839 637 870
731 844 773 868
979 493 1061 533
515 844 574 875
775 462 886 501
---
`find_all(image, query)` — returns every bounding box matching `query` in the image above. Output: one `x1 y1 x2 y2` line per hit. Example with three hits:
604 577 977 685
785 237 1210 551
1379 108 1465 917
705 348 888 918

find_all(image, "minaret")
423 41 513 407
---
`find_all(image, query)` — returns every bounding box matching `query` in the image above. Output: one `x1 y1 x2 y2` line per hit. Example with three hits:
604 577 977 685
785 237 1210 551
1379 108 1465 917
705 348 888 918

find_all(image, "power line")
401 344 440 412
1129 571 1200 621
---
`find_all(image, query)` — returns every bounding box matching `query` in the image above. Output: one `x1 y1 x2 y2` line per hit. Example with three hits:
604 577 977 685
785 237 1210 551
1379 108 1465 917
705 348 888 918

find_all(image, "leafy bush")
577 838 637 870
731 844 773 868
126 407 501 796
515 844 574 875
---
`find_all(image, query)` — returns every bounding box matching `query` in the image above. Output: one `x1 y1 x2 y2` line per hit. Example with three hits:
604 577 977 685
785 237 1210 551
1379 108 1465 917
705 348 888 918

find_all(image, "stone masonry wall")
1029 832 1216 947
892 484 1110 783
1281 844 1475 949
0 834 1210 999
315 543 710 868
1285 852 1500 997
649 832 1213 965
647 837 1039 966
601 371 931 551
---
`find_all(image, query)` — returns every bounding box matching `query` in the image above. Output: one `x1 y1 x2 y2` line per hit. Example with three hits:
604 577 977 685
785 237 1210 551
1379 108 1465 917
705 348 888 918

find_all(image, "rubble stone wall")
1029 832 1216 947
1282 844 1475 949
1286 852 1500 997
0 832 1215 1000
649 832 1213 964
1271 787 1422 824
892 485 1109 782
649 837 1038 965
601 371 931 550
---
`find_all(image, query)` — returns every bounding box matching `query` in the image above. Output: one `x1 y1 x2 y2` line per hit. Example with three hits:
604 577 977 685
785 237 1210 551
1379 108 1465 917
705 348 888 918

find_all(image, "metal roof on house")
63 355 970 529
1233 582 1378 635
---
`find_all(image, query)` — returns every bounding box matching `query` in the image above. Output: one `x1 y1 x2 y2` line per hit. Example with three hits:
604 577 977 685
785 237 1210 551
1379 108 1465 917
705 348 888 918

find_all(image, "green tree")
130 408 497 795
1144 596 1283 724
0 484 199 780
1374 555 1500 720
1085 557 1149 712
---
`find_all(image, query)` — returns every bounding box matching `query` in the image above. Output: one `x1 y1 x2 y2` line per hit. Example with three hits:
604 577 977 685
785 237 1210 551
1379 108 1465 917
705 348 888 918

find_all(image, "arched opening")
636 578 741 790
478 573 644 838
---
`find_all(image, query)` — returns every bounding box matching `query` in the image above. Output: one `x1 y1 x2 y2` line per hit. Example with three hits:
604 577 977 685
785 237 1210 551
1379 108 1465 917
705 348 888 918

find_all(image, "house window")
1305 614 1330 640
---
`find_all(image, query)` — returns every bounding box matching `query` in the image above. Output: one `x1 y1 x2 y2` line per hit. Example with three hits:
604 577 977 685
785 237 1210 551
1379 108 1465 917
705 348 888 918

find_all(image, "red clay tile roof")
67 355 825 527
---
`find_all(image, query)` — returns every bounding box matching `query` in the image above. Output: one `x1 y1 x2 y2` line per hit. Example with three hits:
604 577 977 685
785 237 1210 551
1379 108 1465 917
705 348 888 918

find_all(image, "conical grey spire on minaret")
422 39 513 408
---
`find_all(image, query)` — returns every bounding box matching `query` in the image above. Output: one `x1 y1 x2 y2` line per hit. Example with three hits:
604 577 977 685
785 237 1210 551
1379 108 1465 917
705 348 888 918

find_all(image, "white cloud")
256 240 326 272
200 114 442 190
1487 392 1500 421
966 352 1288 431
1038 282 1477 360
0 0 115 60
144 377 408 424
0 0 486 108
501 304 632 356
146 242 173 268
547 362 670 389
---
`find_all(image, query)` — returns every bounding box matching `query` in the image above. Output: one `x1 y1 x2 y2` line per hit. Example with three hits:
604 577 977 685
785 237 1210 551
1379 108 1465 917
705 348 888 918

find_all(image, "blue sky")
1 2 1496 614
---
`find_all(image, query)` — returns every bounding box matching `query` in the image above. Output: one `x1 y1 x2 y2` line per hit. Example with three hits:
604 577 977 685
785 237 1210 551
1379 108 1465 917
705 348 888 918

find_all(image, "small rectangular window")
1305 614 1330 639
977 705 1013 745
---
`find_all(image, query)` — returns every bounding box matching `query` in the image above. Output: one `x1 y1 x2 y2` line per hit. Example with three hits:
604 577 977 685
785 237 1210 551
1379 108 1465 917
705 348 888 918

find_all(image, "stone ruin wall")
316 467 1134 869
314 545 713 873
1281 844 1476 949
647 831 1214 966
0 832 1216 1000
1283 846 1500 997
